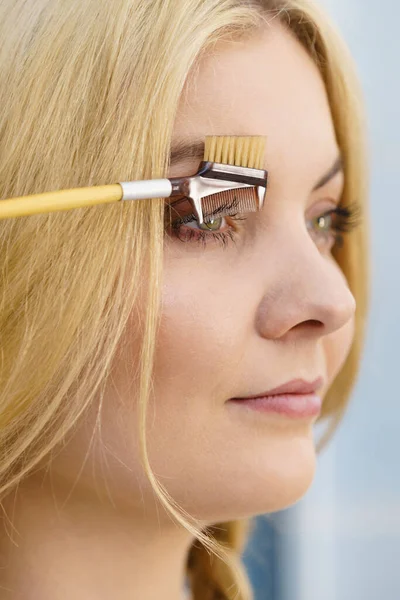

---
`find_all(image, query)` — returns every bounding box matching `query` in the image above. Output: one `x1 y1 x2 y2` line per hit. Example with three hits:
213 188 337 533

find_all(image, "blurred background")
243 0 400 598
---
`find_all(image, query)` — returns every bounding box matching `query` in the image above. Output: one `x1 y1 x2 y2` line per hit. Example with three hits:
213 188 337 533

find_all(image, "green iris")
200 217 223 231
316 215 331 230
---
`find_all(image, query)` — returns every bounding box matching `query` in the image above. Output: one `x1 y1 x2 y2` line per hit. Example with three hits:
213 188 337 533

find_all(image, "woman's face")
52 22 356 524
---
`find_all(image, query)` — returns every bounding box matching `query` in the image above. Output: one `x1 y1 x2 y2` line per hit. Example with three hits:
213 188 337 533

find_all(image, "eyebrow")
170 140 205 166
312 155 343 191
169 140 343 189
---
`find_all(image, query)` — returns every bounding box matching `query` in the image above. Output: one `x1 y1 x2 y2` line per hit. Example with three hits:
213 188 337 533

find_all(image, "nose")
254 230 356 341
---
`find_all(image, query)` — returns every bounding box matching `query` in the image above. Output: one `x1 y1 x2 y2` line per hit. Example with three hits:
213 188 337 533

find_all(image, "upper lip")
232 377 324 399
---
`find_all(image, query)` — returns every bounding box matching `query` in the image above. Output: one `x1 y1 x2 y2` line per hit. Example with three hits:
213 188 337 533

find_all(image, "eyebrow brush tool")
0 135 268 223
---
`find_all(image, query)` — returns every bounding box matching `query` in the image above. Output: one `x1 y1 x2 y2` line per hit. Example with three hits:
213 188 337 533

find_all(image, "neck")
0 474 194 600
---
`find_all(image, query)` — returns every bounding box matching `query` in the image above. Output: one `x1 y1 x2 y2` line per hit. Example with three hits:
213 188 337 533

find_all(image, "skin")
0 20 355 600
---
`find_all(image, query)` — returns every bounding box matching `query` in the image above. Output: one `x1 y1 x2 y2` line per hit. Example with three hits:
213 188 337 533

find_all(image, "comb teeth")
202 187 259 222
204 135 266 169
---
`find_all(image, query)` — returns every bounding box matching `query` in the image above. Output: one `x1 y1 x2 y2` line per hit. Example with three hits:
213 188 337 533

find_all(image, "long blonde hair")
0 0 369 598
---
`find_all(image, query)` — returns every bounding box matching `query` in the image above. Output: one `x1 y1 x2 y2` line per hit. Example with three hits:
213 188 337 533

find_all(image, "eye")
186 215 225 232
307 204 362 250
164 196 248 249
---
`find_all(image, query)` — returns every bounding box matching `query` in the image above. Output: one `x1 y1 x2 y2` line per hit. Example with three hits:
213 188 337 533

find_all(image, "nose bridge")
255 229 356 339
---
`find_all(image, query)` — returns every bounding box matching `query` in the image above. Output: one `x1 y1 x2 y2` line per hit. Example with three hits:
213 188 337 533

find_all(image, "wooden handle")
0 184 123 219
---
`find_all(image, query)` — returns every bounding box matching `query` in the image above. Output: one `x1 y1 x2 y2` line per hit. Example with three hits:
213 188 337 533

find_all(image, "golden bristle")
203 135 266 169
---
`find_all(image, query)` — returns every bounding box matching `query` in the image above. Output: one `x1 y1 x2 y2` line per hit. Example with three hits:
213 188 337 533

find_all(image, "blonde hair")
0 0 369 598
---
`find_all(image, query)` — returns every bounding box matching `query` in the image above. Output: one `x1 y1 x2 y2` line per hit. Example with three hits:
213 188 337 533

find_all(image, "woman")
0 0 369 598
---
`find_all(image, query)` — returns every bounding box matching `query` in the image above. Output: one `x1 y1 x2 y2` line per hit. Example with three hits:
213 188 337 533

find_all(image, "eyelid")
306 197 342 220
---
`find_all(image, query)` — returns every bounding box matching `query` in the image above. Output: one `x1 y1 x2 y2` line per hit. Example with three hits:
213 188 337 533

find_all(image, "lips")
230 377 324 400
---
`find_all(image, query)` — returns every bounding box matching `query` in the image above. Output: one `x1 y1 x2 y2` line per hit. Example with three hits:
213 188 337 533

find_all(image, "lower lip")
228 393 322 418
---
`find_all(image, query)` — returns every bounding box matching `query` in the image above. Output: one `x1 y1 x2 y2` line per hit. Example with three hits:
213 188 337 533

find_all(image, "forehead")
171 21 339 188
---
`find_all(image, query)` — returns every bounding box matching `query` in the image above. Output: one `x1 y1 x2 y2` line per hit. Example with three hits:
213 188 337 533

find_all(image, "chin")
244 435 317 517
184 434 317 523
265 431 318 511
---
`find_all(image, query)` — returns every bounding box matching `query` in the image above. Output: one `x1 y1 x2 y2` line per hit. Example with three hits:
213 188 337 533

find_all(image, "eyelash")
166 200 363 250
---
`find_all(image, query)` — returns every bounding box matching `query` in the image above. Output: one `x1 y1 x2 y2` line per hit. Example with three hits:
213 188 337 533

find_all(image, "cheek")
155 269 248 398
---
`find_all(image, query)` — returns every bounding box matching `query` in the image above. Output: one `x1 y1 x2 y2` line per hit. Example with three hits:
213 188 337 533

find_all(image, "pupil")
318 216 328 229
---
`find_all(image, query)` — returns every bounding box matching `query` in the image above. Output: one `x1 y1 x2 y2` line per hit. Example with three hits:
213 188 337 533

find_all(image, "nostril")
295 319 324 330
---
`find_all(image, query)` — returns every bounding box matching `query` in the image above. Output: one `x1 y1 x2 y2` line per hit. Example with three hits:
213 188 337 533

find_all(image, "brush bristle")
204 135 266 169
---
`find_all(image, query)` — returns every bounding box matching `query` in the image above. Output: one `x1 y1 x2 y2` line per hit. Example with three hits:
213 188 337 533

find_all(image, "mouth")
227 377 324 419
230 377 324 399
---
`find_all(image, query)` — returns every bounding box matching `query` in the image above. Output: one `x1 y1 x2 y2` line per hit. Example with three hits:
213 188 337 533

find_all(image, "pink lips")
237 377 324 399
228 377 324 419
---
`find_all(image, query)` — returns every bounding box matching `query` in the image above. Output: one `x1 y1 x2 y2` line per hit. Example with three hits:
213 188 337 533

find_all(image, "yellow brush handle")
0 184 123 219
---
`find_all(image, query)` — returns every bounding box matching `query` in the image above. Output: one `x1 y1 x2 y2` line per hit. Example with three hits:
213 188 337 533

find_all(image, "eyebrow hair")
170 140 206 166
312 155 343 191
170 140 343 190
